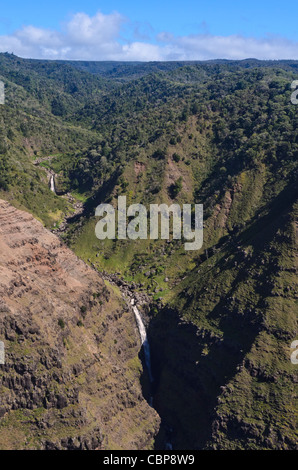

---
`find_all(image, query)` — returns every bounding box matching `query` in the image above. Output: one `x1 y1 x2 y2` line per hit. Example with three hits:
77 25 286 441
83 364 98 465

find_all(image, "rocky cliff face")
0 199 159 450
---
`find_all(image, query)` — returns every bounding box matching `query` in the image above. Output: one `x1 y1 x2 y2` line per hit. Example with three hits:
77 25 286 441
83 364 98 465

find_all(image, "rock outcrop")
0 200 160 450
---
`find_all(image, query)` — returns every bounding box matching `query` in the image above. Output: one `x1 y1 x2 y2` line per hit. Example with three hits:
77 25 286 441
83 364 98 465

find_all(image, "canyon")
0 54 297 450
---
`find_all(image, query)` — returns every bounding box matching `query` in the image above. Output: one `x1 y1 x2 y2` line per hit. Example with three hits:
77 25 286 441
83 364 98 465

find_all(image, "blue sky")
0 1 297 60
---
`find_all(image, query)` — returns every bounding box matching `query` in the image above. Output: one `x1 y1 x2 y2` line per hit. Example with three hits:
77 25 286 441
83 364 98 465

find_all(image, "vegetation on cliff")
0 53 297 449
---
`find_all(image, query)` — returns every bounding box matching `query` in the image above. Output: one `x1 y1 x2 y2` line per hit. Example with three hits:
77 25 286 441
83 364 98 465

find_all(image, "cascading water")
131 299 174 448
50 175 56 194
131 299 153 384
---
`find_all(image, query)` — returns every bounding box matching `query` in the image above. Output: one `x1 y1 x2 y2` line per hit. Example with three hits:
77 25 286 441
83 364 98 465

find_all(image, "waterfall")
131 298 175 447
131 299 153 383
50 175 56 194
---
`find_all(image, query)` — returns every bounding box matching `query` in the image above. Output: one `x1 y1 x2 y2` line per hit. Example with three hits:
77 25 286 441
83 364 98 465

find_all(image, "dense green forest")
0 53 297 449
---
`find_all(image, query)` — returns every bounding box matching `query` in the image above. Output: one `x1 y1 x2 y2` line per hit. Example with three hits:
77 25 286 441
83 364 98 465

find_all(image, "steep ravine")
98 273 175 450
7 171 295 450
148 196 298 450
0 200 160 450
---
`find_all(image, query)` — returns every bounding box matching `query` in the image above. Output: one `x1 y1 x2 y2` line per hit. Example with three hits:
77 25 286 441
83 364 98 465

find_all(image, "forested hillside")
0 53 297 449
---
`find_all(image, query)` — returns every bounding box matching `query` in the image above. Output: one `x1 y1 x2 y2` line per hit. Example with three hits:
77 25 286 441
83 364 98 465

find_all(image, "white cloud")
65 11 124 45
159 33 298 61
0 11 297 61
121 42 162 61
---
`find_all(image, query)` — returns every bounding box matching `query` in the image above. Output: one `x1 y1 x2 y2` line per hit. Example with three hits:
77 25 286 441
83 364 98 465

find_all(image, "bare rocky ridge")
0 199 160 450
